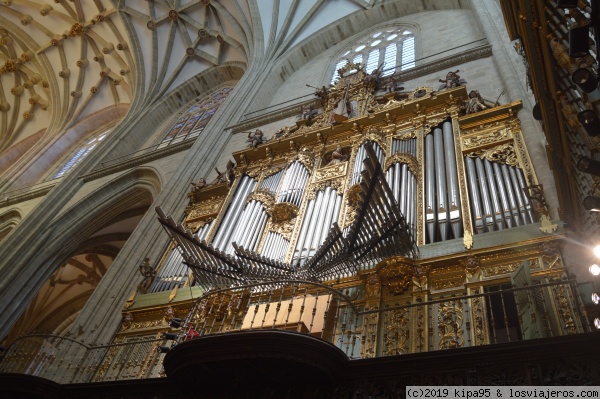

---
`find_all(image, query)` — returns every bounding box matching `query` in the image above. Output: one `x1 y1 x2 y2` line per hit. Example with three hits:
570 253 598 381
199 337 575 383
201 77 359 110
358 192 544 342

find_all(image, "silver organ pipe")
150 220 214 293
515 168 535 223
425 133 436 242
473 157 499 231
293 188 342 265
483 159 505 230
261 169 284 195
500 163 521 226
261 232 289 261
466 156 534 233
442 122 462 238
392 137 417 156
465 157 485 234
509 167 532 224
229 200 260 251
386 162 417 239
433 127 449 241
351 142 385 186
492 162 513 228
211 175 257 250
277 161 309 207
424 122 463 243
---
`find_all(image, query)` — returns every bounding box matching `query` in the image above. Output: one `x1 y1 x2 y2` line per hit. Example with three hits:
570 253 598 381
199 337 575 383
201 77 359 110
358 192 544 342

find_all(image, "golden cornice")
232 86 469 168
458 100 523 130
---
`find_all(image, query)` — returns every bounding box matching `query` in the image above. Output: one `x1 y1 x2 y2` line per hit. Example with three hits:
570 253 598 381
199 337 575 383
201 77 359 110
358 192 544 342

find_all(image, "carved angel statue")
300 104 317 121
462 90 496 115
137 257 156 293
438 70 467 90
190 177 207 192
226 160 235 185
247 129 266 148
327 146 348 165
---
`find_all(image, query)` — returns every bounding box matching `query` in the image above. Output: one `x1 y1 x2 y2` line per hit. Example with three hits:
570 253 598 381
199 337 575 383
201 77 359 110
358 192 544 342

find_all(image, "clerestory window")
331 27 415 84
53 129 109 179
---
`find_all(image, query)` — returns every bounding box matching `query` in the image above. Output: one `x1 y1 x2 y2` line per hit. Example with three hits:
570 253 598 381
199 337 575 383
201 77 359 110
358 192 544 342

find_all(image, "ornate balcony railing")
0 278 590 385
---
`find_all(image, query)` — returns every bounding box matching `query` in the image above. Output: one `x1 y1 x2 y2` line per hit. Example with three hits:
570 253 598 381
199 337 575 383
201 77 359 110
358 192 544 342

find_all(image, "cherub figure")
438 70 466 90
463 90 490 115
137 258 156 293
247 129 266 148
226 160 235 185
327 146 348 165
190 177 206 192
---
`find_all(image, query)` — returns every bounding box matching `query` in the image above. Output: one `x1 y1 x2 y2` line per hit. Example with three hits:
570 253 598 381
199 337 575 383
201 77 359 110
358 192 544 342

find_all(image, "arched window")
158 86 233 149
331 27 415 84
52 129 109 179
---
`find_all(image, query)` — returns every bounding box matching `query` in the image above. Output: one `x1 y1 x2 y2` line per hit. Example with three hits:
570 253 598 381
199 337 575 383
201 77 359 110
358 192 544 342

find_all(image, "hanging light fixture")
590 263 600 276
577 156 600 176
572 68 599 93
579 110 600 137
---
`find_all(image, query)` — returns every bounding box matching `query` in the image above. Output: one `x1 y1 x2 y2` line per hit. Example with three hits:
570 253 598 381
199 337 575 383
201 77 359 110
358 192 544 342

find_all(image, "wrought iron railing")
0 279 590 384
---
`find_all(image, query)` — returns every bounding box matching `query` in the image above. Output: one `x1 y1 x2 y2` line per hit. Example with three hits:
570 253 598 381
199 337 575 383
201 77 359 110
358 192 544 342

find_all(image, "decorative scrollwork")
438 301 464 349
384 153 419 178
246 190 275 208
376 257 415 294
466 143 518 167
314 161 347 182
307 178 344 200
267 202 298 223
462 128 511 151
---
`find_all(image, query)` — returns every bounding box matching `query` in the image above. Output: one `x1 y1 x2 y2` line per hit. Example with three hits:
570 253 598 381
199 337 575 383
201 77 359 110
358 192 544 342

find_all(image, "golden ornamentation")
376 257 415 294
307 178 344 200
268 202 298 223
68 23 85 37
460 256 480 279
360 311 378 359
466 143 518 167
343 183 362 228
553 284 577 335
186 195 225 221
431 278 463 291
364 274 381 302
462 127 511 151
246 189 275 208
438 301 464 349
384 153 419 177
482 259 537 277
540 241 561 269
269 220 295 241
313 161 347 182
383 307 409 356
0 60 17 75
396 129 416 140
470 289 487 345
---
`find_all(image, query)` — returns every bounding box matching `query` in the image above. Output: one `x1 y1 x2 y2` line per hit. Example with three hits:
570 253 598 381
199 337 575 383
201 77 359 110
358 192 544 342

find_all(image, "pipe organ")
163 82 547 288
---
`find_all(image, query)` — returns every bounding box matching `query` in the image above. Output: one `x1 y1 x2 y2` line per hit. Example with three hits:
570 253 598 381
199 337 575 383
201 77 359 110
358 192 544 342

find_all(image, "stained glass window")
158 86 233 149
330 27 415 84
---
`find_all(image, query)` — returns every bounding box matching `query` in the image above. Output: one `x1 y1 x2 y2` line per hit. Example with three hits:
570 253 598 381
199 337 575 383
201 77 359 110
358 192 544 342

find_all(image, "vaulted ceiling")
0 0 469 163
